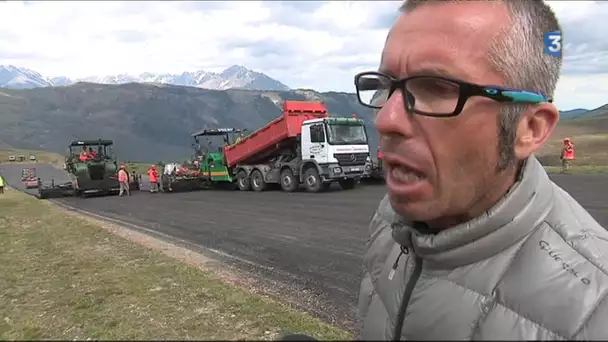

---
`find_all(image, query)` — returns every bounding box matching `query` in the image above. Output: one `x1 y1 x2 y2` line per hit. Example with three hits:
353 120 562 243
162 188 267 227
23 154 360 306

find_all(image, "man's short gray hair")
399 0 563 171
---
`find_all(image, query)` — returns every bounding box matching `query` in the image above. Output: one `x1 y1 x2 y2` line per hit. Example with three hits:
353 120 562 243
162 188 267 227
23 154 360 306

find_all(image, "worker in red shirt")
79 146 89 162
560 137 575 173
147 164 159 193
377 147 383 170
118 165 130 196
87 147 97 159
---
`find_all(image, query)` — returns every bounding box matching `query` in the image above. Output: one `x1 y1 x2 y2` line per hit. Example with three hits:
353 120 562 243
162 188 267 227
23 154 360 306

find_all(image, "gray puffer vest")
358 156 608 340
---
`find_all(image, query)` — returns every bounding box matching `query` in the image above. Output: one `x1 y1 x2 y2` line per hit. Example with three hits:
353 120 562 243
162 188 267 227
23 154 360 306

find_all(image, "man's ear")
514 103 559 160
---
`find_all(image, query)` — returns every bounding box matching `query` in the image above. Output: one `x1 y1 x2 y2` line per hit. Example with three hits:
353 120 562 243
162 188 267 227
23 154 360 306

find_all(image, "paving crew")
0 174 4 194
560 137 575 173
117 164 130 196
147 164 159 193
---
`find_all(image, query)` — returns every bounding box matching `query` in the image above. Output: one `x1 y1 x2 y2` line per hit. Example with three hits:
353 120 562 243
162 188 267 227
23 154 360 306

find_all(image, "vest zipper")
388 245 408 280
391 254 423 341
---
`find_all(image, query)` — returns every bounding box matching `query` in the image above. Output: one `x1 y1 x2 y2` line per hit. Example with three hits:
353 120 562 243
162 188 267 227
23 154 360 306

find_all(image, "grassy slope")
0 188 350 340
0 149 64 168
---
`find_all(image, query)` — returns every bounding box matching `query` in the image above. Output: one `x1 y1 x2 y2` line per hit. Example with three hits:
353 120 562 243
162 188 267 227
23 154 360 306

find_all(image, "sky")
0 0 606 111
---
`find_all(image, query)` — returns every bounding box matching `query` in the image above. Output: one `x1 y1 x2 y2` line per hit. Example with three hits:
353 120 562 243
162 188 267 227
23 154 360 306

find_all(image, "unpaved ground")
2 163 607 331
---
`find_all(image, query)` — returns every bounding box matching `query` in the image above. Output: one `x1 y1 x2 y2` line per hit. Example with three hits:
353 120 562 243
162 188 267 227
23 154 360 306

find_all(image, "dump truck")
37 139 140 199
190 101 371 193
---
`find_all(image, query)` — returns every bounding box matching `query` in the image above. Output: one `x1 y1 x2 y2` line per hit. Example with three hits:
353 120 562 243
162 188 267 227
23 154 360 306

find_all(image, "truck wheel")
303 167 323 193
250 170 267 192
280 168 298 192
339 179 356 190
237 171 251 191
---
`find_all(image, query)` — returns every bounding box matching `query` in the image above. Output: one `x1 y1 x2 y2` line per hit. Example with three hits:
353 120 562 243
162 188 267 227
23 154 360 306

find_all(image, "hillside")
1 79 605 165
559 108 589 120
0 83 377 162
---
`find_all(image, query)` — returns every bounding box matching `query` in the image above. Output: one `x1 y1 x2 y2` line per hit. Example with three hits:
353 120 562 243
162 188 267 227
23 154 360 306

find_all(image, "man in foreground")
356 0 608 340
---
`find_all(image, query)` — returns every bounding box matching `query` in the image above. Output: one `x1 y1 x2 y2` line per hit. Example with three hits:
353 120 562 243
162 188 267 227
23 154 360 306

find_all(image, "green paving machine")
38 139 140 199
192 127 246 187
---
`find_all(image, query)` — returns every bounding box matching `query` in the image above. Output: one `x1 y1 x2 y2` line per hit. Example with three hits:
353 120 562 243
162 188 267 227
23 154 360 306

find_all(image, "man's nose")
374 90 416 139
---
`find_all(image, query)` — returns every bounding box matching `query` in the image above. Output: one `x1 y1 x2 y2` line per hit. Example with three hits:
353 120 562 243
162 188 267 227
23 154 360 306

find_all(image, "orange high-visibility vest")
147 169 158 182
118 169 128 182
563 143 575 160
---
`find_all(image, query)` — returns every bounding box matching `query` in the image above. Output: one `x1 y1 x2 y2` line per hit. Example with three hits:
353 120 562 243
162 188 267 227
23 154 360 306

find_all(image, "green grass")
0 149 64 168
124 162 151 175
0 188 351 340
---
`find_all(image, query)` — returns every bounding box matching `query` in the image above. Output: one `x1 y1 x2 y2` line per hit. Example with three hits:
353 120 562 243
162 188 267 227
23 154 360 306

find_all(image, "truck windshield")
326 124 368 145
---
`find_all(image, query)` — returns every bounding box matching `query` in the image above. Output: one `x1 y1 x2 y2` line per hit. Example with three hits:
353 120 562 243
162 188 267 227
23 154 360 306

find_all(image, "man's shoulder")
482 181 608 339
546 182 608 267
530 183 608 338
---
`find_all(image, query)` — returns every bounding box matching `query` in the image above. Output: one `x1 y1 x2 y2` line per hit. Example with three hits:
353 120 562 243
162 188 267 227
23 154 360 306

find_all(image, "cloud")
0 0 604 110
547 1 608 110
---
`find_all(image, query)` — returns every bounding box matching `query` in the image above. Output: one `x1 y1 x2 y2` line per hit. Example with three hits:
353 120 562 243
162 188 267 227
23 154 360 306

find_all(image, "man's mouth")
390 165 426 184
389 164 426 184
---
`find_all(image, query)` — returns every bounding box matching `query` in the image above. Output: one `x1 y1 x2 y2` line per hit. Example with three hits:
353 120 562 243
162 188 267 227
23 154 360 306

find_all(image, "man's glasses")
354 71 552 117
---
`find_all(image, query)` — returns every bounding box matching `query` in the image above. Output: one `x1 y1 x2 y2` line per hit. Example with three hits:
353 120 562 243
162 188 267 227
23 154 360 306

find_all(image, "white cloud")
0 0 605 110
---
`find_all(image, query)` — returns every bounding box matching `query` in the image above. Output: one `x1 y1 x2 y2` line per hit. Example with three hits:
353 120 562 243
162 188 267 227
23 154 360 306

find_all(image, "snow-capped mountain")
0 65 290 91
0 65 54 89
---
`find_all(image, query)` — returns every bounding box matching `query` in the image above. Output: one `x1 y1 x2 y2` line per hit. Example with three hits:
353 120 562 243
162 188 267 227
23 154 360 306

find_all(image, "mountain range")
0 82 378 162
0 65 290 91
0 64 606 163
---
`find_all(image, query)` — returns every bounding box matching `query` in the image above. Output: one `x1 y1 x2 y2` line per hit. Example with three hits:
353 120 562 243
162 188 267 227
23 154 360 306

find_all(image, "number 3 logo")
548 34 561 52
544 31 562 56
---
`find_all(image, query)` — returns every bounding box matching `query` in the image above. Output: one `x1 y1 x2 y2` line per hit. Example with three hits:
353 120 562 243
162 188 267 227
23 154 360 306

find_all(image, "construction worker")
147 164 159 193
376 146 383 170
0 174 4 194
235 132 245 144
79 146 89 162
118 165 130 196
87 147 97 159
560 137 575 173
162 163 174 192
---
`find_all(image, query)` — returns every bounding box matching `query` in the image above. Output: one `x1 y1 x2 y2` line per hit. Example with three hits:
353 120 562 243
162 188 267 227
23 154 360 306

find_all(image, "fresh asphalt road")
2 163 608 329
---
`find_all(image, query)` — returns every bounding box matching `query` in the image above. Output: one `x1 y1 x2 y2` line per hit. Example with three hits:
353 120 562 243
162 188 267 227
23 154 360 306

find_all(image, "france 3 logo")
544 31 562 57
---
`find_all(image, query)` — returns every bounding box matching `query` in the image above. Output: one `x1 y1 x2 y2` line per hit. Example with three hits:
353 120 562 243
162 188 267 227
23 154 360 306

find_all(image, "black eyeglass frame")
354 71 553 118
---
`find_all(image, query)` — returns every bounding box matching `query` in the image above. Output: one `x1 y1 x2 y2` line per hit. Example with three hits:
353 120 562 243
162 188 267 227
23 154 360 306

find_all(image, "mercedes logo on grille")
350 154 357 162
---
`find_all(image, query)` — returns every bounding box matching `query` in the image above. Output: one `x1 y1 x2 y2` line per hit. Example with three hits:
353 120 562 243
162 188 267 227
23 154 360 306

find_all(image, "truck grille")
333 152 369 166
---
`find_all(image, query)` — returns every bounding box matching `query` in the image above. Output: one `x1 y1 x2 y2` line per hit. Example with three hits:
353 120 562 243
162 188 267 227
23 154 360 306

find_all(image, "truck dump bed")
224 101 328 167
